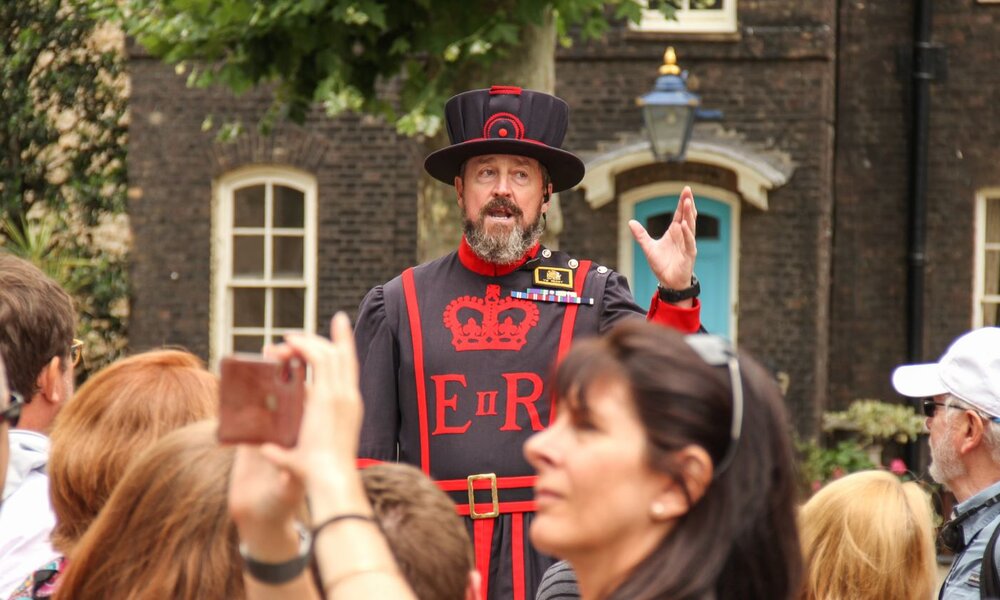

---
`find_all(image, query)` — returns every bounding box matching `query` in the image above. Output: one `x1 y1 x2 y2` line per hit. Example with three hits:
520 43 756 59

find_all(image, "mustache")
479 196 523 218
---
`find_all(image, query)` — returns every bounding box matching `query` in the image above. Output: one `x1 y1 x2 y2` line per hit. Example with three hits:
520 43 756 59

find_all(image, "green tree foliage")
114 0 681 136
0 0 130 375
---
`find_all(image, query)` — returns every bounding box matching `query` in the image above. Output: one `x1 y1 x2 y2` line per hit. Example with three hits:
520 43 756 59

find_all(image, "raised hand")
628 185 698 293
259 312 363 482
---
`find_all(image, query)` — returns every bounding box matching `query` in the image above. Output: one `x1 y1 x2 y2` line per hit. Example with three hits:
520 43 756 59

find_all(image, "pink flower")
831 467 845 479
811 480 822 492
890 458 907 475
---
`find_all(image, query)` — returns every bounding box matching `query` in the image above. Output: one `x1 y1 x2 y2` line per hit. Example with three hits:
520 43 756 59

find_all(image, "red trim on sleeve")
401 268 431 474
512 513 526 600
474 519 495 600
355 458 384 469
551 260 591 424
647 294 701 333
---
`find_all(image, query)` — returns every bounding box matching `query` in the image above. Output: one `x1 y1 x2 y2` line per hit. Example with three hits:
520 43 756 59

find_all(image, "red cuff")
646 293 702 333
356 458 384 469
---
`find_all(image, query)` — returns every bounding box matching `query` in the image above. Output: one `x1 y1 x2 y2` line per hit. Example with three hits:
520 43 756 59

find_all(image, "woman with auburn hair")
53 420 242 599
799 470 937 600
528 320 802 600
8 349 217 600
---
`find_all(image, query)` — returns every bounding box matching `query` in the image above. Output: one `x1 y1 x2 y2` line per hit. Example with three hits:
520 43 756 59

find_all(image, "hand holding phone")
217 354 306 447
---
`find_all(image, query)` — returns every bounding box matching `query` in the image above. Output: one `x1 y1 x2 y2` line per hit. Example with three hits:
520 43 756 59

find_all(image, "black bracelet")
657 274 700 303
239 523 312 585
311 513 379 540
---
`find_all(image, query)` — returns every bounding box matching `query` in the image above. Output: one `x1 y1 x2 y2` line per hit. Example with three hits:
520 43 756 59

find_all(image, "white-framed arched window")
974 188 1000 327
211 167 318 364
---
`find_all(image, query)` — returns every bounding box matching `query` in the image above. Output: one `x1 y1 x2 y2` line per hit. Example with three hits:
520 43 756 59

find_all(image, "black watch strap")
657 275 700 303
240 526 312 585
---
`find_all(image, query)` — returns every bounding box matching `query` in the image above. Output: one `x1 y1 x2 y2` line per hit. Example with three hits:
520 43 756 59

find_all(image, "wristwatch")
657 275 700 303
239 524 312 585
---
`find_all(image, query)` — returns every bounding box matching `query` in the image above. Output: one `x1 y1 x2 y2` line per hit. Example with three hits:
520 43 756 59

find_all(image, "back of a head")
47 349 218 552
799 470 936 600
556 321 802 600
0 252 75 398
54 420 241 600
362 463 474 600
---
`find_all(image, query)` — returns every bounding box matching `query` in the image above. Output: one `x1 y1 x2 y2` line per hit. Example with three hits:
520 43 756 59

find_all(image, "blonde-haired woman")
799 470 937 600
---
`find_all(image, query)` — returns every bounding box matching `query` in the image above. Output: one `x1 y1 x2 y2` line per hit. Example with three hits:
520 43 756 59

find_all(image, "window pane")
274 185 305 228
987 198 1000 244
986 250 1000 296
234 185 265 227
273 288 305 328
233 335 265 353
273 235 304 277
233 236 265 277
233 288 266 327
696 0 724 10
985 303 999 327
646 212 720 240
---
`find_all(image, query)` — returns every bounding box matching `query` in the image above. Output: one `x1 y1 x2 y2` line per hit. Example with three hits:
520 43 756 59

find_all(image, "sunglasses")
684 334 743 477
922 398 1000 423
2 391 25 428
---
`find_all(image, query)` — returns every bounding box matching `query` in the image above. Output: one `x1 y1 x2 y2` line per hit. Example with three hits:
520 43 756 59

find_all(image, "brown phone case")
217 354 306 447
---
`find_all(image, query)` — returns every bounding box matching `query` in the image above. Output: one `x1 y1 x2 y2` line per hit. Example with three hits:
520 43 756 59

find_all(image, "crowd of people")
2 84 999 600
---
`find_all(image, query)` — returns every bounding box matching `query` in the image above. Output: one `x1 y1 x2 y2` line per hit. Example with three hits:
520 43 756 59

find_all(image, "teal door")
633 194 733 338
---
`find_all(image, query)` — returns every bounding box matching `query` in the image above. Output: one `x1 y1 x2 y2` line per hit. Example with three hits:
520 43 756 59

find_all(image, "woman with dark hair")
528 320 802 600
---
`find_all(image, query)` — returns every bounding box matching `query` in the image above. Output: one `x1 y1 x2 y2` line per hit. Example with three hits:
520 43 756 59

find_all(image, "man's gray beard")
929 428 966 485
464 213 545 265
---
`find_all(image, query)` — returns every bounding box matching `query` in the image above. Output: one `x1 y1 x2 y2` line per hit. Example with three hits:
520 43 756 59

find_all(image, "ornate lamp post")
637 47 717 162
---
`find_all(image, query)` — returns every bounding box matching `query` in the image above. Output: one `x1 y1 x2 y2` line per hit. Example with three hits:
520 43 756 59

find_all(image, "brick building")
126 0 1000 434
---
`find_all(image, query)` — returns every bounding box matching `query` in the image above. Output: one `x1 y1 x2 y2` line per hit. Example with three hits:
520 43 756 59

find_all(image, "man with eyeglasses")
0 253 78 595
892 327 1000 599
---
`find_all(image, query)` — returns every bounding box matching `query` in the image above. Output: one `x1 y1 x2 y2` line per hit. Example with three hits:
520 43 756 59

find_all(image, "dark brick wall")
830 0 1000 410
556 3 837 432
127 53 418 359
126 0 999 435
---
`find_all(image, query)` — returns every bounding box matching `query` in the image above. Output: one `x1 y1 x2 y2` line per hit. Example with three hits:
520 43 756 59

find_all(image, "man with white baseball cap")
892 327 1000 599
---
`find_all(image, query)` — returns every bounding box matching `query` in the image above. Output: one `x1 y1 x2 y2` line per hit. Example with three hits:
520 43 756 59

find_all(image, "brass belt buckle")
467 473 499 519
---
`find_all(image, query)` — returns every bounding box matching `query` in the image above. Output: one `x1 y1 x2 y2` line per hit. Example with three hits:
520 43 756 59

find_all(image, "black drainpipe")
906 0 946 477
907 0 934 363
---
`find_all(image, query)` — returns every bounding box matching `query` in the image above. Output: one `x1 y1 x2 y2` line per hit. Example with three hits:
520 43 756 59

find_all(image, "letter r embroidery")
499 372 544 432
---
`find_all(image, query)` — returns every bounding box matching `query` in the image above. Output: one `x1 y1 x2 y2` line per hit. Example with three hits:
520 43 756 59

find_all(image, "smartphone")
217 354 306 447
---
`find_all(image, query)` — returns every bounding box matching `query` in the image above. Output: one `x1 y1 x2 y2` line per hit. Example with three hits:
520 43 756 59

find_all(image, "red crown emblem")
442 285 539 352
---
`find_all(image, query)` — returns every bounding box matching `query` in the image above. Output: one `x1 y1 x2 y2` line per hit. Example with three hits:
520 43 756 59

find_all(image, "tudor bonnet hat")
424 85 586 193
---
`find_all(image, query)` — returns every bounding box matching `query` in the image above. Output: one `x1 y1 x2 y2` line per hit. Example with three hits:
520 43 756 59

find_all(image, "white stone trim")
577 139 788 212
629 0 737 34
974 187 1000 327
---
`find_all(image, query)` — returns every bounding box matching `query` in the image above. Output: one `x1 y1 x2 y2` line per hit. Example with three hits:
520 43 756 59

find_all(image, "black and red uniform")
355 237 700 600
